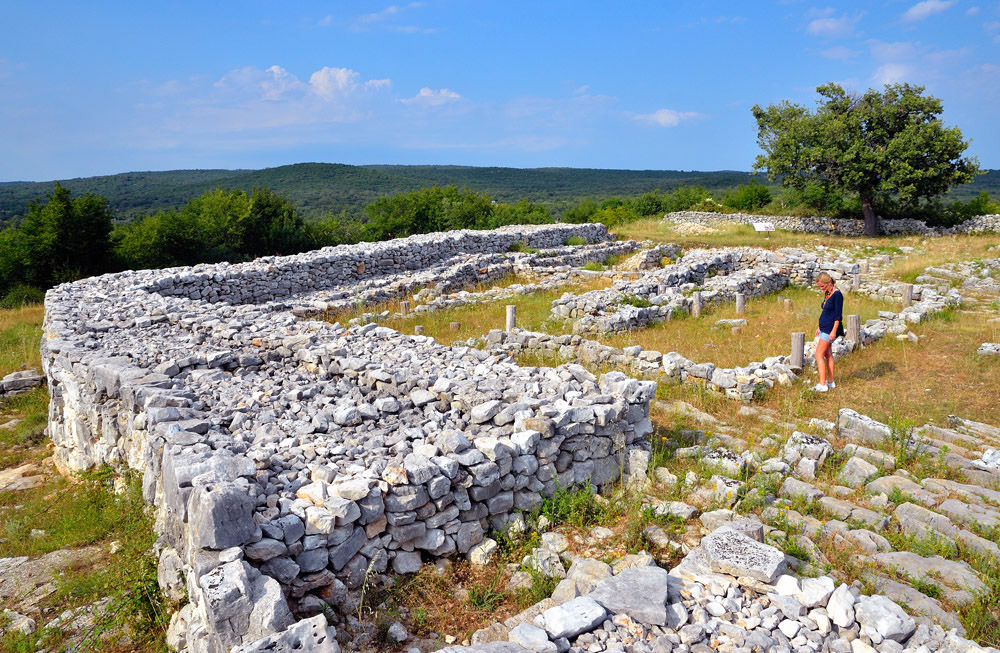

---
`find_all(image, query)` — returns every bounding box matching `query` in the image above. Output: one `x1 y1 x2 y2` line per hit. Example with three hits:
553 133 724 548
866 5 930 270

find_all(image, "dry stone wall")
554 247 859 335
664 210 1000 235
41 223 656 653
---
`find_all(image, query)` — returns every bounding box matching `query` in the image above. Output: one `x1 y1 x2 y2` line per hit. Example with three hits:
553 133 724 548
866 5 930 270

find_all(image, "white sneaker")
828 381 836 389
813 384 829 392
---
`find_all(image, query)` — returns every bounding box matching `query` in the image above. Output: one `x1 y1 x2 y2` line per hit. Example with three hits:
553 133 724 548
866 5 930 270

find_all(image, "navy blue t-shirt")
819 288 844 335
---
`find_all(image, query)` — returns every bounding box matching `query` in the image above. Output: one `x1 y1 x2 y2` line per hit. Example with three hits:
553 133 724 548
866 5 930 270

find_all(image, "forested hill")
1 163 998 224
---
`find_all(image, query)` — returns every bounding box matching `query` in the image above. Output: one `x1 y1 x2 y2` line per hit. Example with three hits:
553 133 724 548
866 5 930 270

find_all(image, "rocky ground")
2 222 999 652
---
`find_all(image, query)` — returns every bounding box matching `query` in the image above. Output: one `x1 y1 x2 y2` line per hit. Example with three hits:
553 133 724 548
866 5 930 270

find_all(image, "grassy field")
0 305 169 652
597 284 897 369
324 276 612 344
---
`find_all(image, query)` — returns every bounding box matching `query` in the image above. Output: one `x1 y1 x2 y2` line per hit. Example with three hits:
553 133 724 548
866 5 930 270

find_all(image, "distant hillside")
1 163 997 225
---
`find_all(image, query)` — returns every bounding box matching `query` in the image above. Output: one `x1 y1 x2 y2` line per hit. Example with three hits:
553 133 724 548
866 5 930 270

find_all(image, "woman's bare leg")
827 350 835 385
816 340 830 386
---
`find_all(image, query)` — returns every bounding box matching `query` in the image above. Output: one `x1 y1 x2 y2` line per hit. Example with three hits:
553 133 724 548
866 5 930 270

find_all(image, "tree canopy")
752 83 980 235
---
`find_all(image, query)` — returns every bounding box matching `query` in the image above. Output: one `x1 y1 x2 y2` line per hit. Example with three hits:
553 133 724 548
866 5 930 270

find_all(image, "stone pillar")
735 293 745 316
449 321 460 331
902 284 913 308
505 305 517 332
783 298 793 311
845 314 861 351
691 292 702 318
414 325 424 335
400 300 410 316
790 332 805 371
861 261 870 274
851 275 860 292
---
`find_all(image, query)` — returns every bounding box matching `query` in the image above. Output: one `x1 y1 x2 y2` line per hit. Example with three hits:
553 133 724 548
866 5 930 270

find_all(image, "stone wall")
553 247 859 335
40 223 655 653
663 211 1000 236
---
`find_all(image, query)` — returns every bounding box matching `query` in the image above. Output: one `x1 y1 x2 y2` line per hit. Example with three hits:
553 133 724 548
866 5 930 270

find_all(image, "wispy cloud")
401 87 461 106
966 6 981 16
901 0 956 23
868 40 917 61
820 45 860 59
806 11 863 38
872 62 914 84
633 109 702 127
318 15 334 27
352 3 430 32
215 65 304 101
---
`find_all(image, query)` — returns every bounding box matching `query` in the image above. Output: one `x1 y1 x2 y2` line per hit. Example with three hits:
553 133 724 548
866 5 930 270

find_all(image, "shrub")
723 180 772 211
565 236 586 246
619 294 653 308
508 241 538 253
1 284 45 308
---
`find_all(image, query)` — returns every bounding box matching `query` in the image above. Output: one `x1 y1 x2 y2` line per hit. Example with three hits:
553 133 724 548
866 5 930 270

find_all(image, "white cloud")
820 45 860 59
214 65 304 101
308 67 364 99
634 109 701 127
318 15 334 27
358 4 401 25
806 12 862 38
872 63 914 84
901 0 956 22
402 87 461 106
966 6 981 15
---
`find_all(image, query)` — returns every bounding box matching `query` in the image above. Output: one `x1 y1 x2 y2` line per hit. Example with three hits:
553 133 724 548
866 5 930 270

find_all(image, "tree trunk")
860 192 879 237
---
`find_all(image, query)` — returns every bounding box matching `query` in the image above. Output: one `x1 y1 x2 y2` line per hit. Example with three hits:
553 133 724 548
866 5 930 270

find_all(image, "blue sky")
1 1 998 180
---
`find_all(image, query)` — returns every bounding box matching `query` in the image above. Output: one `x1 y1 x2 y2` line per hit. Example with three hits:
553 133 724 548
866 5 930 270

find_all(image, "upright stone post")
845 314 861 351
414 325 424 335
851 274 860 292
902 284 914 308
783 298 793 311
505 305 517 332
790 332 805 372
691 292 702 318
861 261 870 274
735 293 746 316
400 300 410 316
449 321 460 331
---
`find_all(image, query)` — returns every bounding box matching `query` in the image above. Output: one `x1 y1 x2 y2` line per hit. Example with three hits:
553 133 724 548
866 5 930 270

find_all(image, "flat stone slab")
867 475 941 505
699 526 787 583
588 566 670 626
873 551 985 599
537 596 607 639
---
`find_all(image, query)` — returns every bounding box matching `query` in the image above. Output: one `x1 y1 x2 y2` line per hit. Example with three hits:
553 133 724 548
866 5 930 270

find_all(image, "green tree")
238 187 307 257
8 182 114 289
723 180 772 211
752 83 980 235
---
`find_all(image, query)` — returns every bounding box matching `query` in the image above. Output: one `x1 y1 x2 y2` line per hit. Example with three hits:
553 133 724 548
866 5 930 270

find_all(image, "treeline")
0 183 554 306
2 180 998 308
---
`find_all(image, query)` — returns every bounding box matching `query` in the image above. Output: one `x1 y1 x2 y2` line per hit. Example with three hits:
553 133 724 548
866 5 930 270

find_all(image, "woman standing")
814 272 843 392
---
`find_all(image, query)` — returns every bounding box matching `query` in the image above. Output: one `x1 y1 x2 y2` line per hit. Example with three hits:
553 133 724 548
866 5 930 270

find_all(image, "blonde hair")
817 272 834 285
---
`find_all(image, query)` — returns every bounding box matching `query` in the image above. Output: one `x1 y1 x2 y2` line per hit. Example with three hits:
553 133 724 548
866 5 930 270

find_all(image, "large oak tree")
752 83 979 236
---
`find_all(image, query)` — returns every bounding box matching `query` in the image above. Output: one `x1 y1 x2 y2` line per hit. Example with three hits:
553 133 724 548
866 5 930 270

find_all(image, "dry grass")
326 277 610 344
598 285 896 369
885 236 1000 283
756 307 1000 426
0 303 44 376
614 219 921 251
644 306 1000 430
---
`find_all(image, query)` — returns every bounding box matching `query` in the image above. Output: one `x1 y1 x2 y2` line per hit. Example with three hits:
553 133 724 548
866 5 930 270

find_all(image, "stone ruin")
41 223 659 652
663 210 1000 236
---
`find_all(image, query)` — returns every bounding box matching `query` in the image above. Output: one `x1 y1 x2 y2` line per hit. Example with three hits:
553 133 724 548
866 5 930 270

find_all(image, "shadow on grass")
845 361 896 381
